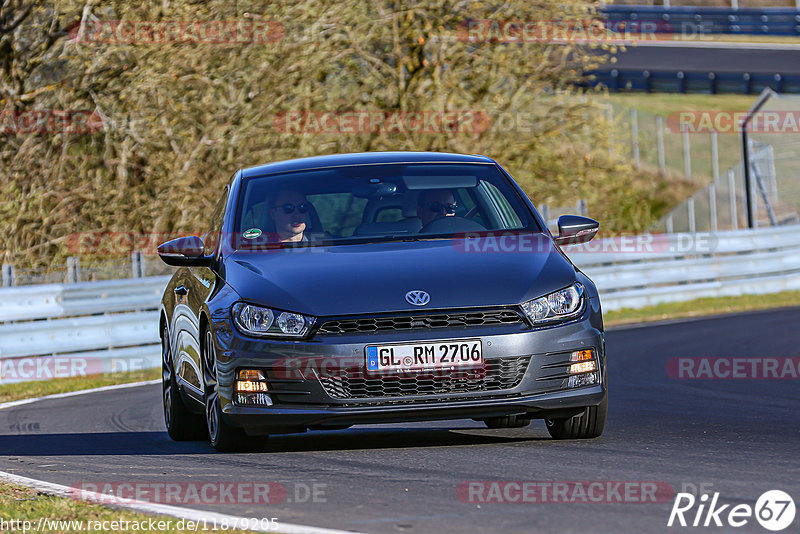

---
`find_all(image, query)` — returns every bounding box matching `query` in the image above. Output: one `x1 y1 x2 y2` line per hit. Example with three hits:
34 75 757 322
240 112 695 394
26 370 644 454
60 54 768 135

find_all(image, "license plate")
365 340 483 373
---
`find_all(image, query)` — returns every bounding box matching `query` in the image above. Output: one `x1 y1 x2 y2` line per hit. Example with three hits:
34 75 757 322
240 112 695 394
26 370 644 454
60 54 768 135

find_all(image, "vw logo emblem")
405 290 430 306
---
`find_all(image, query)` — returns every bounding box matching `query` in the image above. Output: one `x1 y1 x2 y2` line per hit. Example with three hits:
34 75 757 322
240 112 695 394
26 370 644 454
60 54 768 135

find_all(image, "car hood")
224 234 577 317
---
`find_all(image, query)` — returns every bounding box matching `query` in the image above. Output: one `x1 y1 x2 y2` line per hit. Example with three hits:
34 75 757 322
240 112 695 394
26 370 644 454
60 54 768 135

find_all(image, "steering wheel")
464 206 479 220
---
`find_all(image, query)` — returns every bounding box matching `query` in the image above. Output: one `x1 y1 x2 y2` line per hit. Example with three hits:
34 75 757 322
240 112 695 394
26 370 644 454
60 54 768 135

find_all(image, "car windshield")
233 162 539 248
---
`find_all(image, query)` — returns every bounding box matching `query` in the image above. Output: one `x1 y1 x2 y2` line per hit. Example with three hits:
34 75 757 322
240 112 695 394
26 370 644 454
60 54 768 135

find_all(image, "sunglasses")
272 202 310 214
421 201 457 214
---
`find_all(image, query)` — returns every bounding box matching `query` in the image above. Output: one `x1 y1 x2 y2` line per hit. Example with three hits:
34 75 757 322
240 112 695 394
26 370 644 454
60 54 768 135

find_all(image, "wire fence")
608 104 741 183
2 253 175 287
653 92 800 232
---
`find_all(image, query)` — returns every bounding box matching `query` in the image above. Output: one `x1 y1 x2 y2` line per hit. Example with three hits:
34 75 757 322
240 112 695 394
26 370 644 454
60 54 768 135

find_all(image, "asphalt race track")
602 43 800 75
1 308 799 533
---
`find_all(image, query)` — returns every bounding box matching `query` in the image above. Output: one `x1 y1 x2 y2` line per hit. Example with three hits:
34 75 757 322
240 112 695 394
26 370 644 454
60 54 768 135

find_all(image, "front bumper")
211 297 606 435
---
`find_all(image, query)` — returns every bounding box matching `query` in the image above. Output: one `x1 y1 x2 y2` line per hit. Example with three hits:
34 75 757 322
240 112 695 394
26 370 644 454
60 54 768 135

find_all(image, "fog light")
236 392 273 406
236 381 269 393
568 371 598 388
569 360 597 374
235 369 271 405
570 349 593 362
238 369 265 380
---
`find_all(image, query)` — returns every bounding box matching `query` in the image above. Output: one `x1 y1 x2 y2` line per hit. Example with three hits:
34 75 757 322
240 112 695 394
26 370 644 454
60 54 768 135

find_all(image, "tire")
483 415 531 429
162 326 205 441
545 398 607 440
202 328 267 452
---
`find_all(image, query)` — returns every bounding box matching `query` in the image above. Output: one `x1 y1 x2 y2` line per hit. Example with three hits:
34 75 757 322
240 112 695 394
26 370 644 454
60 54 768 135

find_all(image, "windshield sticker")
242 228 262 239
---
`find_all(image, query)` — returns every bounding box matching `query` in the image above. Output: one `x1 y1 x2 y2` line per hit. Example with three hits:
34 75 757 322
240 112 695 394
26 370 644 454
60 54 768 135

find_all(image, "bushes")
1 0 683 267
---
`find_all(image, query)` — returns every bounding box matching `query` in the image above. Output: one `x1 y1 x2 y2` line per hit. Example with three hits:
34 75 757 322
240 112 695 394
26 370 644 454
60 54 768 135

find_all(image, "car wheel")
162 325 205 441
202 328 266 452
483 415 531 429
545 398 607 440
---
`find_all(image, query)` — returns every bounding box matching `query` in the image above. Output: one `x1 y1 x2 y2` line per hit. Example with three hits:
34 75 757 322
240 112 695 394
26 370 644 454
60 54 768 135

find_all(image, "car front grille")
316 356 531 400
316 309 524 335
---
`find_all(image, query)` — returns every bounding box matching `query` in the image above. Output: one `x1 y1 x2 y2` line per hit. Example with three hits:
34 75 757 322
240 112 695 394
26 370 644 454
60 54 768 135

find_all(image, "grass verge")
605 290 800 327
0 481 248 533
0 367 259 533
0 368 161 404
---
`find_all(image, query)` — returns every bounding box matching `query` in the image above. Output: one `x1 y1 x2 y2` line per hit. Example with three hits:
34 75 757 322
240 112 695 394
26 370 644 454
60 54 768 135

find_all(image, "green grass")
0 482 249 533
0 368 161 404
605 290 800 327
605 93 755 119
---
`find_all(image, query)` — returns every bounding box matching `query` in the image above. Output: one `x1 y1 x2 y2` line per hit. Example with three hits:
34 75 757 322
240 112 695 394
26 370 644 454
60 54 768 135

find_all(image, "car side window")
375 207 404 223
203 187 229 256
481 181 522 229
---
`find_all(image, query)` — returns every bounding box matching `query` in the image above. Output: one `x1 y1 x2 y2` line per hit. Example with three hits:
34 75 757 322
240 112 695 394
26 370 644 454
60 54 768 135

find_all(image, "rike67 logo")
668 490 796 531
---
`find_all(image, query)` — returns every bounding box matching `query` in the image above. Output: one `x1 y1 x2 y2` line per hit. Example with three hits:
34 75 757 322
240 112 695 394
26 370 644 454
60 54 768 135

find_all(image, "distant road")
600 42 800 75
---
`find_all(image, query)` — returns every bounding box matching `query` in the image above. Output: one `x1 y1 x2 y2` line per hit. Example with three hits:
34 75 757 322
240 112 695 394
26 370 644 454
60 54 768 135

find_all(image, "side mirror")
554 215 599 246
157 236 212 266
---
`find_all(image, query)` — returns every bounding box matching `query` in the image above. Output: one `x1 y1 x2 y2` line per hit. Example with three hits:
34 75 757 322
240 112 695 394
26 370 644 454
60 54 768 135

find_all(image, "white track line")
0 379 160 411
0 381 360 534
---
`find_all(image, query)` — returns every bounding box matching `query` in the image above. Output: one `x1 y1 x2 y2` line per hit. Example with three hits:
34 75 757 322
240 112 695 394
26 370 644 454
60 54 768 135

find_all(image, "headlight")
521 283 584 325
232 303 315 338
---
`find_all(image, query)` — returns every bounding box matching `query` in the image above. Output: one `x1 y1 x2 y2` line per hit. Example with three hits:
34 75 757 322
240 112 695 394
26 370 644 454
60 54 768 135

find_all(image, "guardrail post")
688 197 696 234
709 183 718 232
711 131 719 182
2 263 14 287
577 199 588 217
728 169 738 230
631 109 639 168
666 215 674 234
656 116 666 174
767 145 778 204
67 257 80 284
682 127 692 179
131 250 145 278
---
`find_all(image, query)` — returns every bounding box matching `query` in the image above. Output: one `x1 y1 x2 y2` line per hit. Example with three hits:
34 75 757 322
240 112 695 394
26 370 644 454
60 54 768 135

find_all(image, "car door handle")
173 285 188 296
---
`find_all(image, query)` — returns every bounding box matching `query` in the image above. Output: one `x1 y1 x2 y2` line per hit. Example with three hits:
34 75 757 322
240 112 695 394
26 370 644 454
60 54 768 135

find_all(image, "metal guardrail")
0 277 168 384
591 7 800 93
0 276 169 322
573 225 800 310
0 226 798 383
589 69 800 95
601 6 800 36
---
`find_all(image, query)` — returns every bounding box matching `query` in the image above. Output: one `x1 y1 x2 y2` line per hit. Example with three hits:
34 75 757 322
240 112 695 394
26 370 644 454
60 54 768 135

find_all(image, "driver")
269 190 311 242
417 189 457 227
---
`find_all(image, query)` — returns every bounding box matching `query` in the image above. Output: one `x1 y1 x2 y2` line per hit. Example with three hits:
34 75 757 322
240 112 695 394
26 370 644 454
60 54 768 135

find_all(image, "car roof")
240 151 496 179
